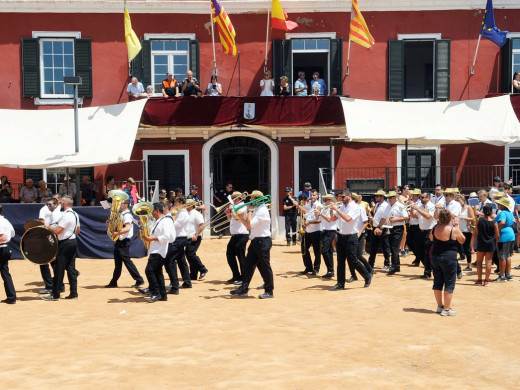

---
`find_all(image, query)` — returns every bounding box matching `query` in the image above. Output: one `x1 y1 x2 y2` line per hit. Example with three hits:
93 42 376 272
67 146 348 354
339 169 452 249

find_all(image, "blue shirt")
127 82 144 95
294 79 308 96
515 194 520 205
311 78 327 95
495 210 515 242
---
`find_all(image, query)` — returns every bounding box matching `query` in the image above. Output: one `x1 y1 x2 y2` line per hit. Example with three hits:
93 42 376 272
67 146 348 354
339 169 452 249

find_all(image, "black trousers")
337 233 369 286
226 234 249 280
284 213 297 242
164 243 179 291
350 233 372 278
0 246 15 301
171 237 191 286
186 236 207 279
406 224 420 260
389 226 404 270
241 237 273 294
462 232 472 264
52 239 78 298
301 231 322 272
145 253 167 298
321 230 336 274
417 229 432 276
40 261 58 290
368 229 390 267
109 238 144 285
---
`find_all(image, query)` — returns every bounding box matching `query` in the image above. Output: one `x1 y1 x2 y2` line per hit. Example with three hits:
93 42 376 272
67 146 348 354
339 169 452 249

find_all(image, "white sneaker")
436 305 444 313
440 308 457 317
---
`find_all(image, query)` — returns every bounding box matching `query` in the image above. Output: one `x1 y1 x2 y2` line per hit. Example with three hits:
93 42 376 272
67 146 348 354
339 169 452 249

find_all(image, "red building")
1 0 520 232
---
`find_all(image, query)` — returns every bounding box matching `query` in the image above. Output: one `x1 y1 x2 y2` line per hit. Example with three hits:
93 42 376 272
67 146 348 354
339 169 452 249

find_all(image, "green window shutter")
330 38 343 95
272 39 292 93
388 40 404 101
435 39 450 101
189 40 200 82
25 169 43 184
21 38 40 98
501 38 512 93
75 38 92 98
131 40 151 87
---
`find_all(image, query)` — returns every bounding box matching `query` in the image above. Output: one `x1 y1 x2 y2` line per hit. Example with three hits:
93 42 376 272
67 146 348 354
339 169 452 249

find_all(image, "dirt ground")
0 237 519 390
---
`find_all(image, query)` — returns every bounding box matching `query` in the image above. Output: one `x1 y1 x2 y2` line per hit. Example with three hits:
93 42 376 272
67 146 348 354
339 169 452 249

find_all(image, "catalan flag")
271 0 298 31
211 0 237 56
480 0 508 47
124 6 142 61
349 0 374 48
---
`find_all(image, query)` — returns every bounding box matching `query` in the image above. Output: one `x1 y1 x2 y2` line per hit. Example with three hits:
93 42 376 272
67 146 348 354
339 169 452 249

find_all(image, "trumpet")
318 202 343 215
171 200 204 214
132 201 153 250
106 190 129 241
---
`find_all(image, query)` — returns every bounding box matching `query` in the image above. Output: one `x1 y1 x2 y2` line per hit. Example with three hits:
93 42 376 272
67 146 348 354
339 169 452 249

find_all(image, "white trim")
202 132 280 237
398 33 442 40
144 33 196 40
293 146 333 195
396 145 440 187
34 98 83 105
506 32 520 38
505 142 520 182
142 150 190 195
286 32 337 39
32 31 81 38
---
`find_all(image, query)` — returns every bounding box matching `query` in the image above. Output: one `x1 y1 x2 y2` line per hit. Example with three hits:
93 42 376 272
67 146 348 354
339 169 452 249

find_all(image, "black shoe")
387 268 400 275
463 266 472 271
457 272 463 279
131 281 144 288
146 295 161 303
329 284 344 291
38 288 51 294
258 292 274 299
412 260 420 267
137 288 151 295
199 270 208 280
42 295 59 301
420 274 431 279
166 284 173 289
300 269 313 275
292 241 296 246
179 283 192 289
346 276 358 283
256 284 265 290
230 289 247 297
64 295 78 300
60 287 65 293
312 269 319 276
494 268 499 274
105 283 118 288
322 272 334 278
234 280 243 285
168 289 179 295
364 275 372 288
383 265 390 270
1 299 15 304
158 296 168 301
227 277 240 284
286 241 291 246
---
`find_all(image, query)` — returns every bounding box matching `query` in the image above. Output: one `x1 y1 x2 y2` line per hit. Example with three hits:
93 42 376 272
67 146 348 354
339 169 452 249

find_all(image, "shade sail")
340 95 520 145
0 99 147 168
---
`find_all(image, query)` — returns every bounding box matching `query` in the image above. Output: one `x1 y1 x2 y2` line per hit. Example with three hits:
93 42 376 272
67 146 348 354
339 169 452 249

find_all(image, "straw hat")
250 190 264 198
496 197 510 208
186 198 197 206
322 194 335 200
444 188 457 194
411 188 421 195
469 192 478 198
494 192 505 199
351 193 361 201
385 191 397 198
374 190 386 196
231 191 243 199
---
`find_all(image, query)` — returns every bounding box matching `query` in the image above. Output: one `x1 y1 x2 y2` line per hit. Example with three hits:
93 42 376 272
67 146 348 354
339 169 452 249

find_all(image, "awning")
0 99 147 168
340 95 520 145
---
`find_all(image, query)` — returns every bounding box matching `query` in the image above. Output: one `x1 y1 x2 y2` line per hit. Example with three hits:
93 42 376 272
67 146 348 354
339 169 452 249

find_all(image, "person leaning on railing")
0 176 13 203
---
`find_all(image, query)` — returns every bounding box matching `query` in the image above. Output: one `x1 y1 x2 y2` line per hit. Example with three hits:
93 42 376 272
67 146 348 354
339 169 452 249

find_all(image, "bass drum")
20 226 58 265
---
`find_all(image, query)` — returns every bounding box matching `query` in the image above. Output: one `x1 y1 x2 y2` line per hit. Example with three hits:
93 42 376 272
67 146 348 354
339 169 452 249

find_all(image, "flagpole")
210 2 218 75
470 34 482 76
124 0 131 77
265 3 271 72
346 38 351 76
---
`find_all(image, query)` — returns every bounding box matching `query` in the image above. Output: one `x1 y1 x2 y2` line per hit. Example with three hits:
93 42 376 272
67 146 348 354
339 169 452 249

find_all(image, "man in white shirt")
105 199 145 289
231 190 273 299
225 192 249 284
368 189 391 269
410 192 436 279
0 204 16 304
170 197 192 288
347 193 373 282
382 191 409 275
185 199 208 280
43 196 81 301
431 184 446 208
329 190 372 291
407 189 422 267
318 194 337 278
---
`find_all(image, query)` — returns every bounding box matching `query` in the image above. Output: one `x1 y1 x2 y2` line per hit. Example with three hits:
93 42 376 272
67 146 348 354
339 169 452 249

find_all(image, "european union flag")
481 0 508 47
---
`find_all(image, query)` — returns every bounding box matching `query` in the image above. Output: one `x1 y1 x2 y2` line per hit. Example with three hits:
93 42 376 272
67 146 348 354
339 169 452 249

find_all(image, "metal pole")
264 4 270 72
404 139 408 186
470 34 482 76
74 85 79 153
210 1 218 75
238 51 241 96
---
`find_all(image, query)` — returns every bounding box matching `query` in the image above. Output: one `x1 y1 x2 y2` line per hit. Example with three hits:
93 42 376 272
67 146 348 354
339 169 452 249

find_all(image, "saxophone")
132 201 153 250
106 190 129 241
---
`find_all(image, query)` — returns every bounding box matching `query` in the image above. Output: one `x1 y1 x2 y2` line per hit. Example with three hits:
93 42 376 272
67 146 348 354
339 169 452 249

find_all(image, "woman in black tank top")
474 204 499 286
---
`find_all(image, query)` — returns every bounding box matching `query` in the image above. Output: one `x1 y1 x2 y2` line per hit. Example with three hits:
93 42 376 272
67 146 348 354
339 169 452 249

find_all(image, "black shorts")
498 241 514 260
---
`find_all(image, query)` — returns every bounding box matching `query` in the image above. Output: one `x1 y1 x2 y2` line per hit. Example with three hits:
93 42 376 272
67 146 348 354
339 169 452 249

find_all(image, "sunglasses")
46 203 53 207
420 196 427 199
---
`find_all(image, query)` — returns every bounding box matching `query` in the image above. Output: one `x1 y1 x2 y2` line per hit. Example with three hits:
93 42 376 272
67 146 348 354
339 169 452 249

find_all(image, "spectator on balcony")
513 71 520 93
158 189 167 202
279 76 290 96
58 176 76 198
206 74 222 96
19 179 39 203
38 180 53 202
260 70 274 96
181 70 200 96
80 175 97 206
101 175 118 202
311 72 327 95
146 85 154 97
127 77 147 100
0 176 13 203
294 71 308 96
123 177 140 206
330 88 338 96
161 72 179 97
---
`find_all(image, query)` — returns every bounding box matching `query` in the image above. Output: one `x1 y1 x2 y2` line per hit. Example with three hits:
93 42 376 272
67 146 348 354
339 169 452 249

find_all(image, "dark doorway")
293 52 328 95
299 151 330 192
147 155 185 193
402 149 436 190
404 40 434 100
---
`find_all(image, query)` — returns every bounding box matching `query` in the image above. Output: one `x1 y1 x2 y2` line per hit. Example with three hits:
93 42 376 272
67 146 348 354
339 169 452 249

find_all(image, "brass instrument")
132 201 153 250
212 203 272 234
171 200 204 214
232 194 271 213
107 189 129 241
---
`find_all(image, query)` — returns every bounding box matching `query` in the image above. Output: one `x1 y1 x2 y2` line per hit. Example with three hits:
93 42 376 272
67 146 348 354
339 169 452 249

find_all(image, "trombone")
202 192 249 231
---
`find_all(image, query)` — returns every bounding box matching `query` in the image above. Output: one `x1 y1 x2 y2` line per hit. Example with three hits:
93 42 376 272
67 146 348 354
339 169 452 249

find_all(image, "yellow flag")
124 7 141 61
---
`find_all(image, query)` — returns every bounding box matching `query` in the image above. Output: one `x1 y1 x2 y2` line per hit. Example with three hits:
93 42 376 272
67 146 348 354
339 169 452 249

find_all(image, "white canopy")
0 99 147 168
340 95 520 146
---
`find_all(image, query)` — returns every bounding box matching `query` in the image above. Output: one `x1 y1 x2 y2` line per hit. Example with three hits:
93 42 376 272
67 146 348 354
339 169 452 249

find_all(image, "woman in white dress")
260 71 274 96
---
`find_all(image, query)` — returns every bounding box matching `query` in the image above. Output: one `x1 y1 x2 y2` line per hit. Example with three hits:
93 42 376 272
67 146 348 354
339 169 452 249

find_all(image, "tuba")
132 201 153 250
107 190 129 241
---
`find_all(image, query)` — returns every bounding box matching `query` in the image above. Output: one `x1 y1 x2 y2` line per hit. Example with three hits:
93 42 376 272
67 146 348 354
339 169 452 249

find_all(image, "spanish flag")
271 0 298 31
124 6 142 61
349 0 375 48
211 0 237 56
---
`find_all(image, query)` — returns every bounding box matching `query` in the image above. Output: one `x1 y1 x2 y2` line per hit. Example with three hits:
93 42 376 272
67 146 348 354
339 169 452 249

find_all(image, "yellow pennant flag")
124 7 142 61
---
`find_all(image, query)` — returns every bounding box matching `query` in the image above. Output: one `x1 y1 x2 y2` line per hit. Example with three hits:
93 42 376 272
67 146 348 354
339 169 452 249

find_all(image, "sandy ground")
0 237 519 390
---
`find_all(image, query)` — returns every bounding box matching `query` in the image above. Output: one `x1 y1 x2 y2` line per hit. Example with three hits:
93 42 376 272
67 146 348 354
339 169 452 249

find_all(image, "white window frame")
143 150 190 195
504 142 520 183
508 33 520 93
397 145 440 187
294 146 334 195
